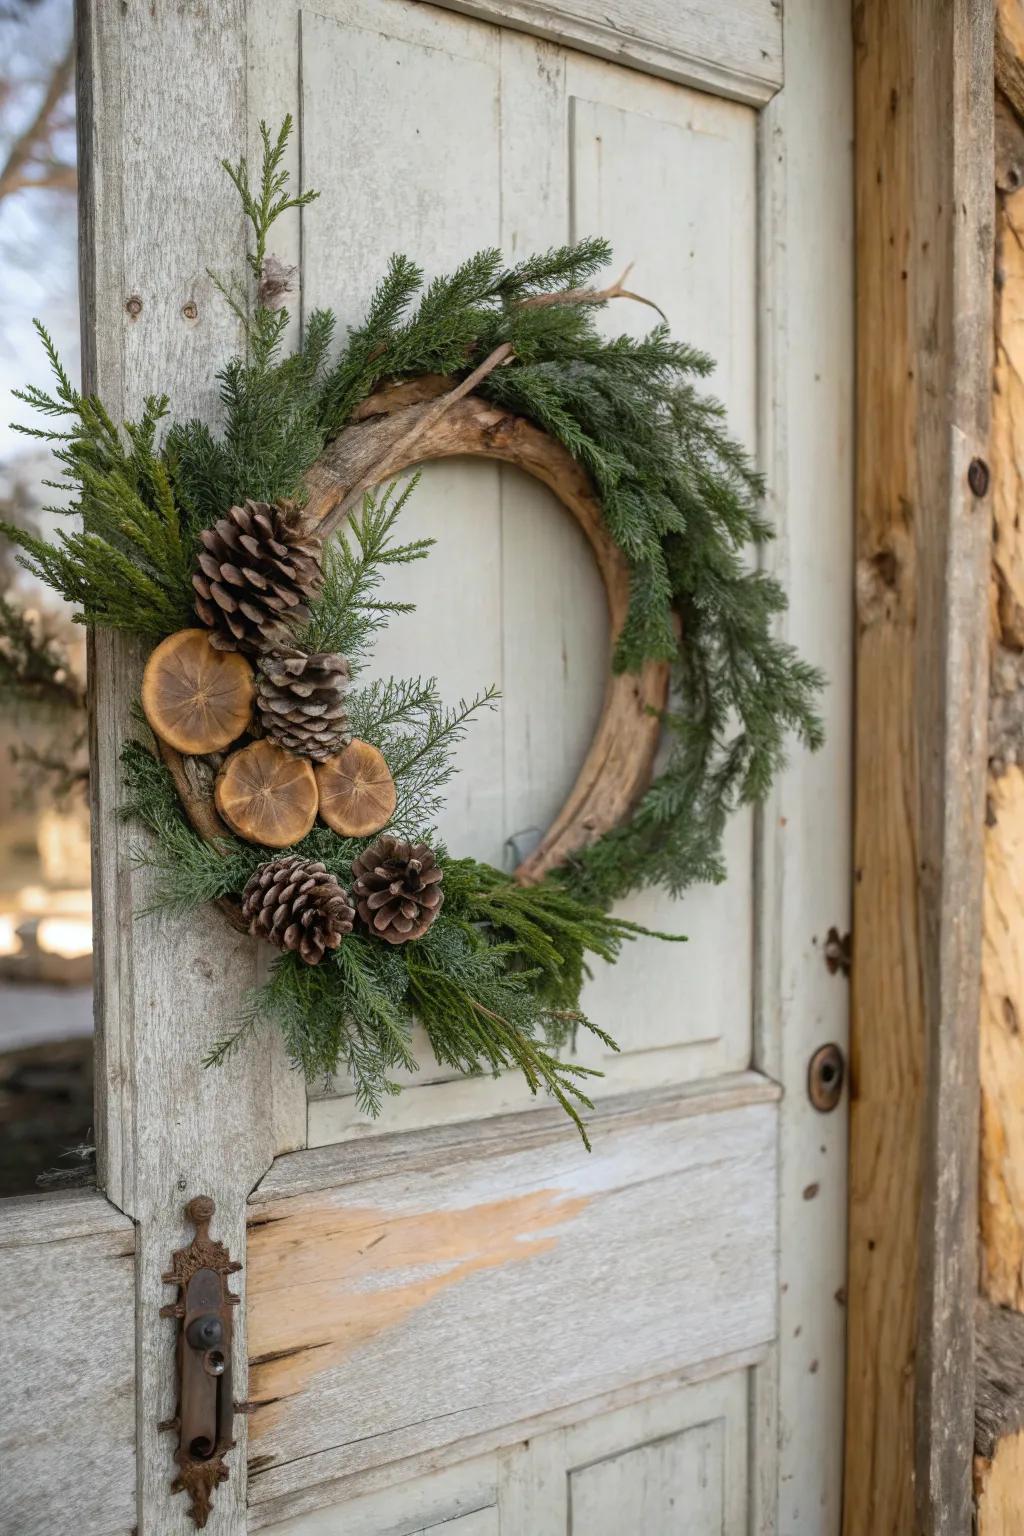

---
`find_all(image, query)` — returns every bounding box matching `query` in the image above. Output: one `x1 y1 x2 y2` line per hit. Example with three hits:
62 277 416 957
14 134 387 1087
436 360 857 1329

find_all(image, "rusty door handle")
160 1195 241 1528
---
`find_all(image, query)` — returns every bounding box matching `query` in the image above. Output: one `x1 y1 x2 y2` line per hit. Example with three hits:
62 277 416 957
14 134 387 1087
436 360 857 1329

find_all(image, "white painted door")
239 1 853 1532
0 2 851 1533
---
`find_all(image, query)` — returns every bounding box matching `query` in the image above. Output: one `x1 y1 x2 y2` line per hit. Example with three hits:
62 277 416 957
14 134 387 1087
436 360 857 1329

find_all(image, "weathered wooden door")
1 1 852 1531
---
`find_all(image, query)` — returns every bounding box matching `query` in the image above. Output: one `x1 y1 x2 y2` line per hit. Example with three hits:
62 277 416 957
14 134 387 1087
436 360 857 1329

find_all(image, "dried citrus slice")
214 739 318 848
142 628 254 754
315 739 397 837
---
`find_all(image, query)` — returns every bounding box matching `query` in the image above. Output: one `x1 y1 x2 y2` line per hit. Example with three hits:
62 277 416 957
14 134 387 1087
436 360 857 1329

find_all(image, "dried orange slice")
142 628 254 755
214 739 318 848
315 739 397 837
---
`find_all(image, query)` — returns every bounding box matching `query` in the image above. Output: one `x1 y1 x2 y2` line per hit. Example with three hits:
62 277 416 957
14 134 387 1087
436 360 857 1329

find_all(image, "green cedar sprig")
2 328 195 637
297 476 433 672
122 742 655 1144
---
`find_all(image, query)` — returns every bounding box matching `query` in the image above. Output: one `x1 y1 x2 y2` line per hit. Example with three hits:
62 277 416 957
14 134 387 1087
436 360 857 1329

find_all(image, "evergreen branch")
221 115 319 285
298 477 432 669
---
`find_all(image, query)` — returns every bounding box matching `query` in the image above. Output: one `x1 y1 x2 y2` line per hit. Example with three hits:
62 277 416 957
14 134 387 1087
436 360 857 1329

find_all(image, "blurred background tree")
0 0 93 1197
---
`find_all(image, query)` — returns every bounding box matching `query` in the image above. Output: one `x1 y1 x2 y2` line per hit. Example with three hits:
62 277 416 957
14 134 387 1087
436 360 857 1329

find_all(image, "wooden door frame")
845 2 994 1533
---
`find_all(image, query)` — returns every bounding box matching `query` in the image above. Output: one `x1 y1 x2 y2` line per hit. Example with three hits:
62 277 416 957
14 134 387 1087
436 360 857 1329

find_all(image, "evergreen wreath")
1 119 823 1144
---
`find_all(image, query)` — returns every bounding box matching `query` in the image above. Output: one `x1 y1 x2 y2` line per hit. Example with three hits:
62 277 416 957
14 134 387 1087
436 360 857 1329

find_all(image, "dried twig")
338 341 515 516
519 262 668 323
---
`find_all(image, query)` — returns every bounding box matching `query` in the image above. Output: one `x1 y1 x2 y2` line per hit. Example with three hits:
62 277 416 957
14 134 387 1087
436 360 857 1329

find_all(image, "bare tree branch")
0 33 75 205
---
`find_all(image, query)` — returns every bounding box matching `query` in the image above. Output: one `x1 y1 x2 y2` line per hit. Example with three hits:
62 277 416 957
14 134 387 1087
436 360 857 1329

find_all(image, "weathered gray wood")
753 0 853 1529
912 4 993 1527
0 1189 136 1536
429 0 782 105
244 1078 779 1520
846 1 994 1532
76 3 307 1532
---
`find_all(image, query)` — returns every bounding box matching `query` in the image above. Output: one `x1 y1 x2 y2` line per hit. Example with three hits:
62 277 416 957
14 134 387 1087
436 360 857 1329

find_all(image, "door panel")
258 1371 747 1533
292 0 759 1143
245 1080 776 1516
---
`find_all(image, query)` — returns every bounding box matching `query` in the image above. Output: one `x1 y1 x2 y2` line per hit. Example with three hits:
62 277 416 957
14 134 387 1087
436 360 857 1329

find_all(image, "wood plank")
257 1455 500 1536
846 1 994 1533
76 4 307 1532
0 1189 136 1536
754 0 854 1528
982 121 1024 1315
258 1368 749 1534
428 0 782 106
253 1354 759 1532
245 1085 778 1516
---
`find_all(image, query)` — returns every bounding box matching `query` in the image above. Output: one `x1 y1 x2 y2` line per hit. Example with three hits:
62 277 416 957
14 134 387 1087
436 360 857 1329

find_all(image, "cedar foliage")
120 739 662 1145
4 115 822 905
4 119 824 1134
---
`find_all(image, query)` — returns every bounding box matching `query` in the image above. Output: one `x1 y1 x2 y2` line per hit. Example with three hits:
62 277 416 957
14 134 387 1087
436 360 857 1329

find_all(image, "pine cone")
241 855 355 964
256 648 352 762
192 500 323 652
351 836 444 945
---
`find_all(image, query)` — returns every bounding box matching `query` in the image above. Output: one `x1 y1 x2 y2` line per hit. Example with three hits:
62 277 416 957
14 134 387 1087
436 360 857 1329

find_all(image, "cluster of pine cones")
193 502 445 962
241 838 444 963
192 499 352 763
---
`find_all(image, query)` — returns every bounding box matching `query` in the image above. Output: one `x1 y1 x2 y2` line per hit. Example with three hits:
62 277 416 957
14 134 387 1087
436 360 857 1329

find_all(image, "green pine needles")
120 736 661 1146
2 116 825 1140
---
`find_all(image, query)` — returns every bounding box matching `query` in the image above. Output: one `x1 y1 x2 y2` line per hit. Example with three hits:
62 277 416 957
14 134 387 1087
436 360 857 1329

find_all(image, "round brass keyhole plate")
808 1042 845 1112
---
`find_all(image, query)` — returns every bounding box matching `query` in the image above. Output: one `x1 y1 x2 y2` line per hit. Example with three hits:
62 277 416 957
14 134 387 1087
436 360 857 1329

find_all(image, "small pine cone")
256 648 352 762
241 855 355 965
351 836 444 945
192 499 323 652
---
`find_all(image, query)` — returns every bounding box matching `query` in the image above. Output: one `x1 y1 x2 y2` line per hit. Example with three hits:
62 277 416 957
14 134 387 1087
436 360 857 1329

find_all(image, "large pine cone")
351 836 444 945
256 648 352 762
192 500 323 652
241 854 355 965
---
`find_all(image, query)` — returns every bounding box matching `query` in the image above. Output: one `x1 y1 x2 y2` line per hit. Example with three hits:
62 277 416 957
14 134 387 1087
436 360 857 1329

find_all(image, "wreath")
2 120 823 1143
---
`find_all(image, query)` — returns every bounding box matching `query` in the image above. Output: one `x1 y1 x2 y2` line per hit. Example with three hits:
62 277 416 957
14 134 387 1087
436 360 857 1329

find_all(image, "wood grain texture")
976 1431 1024 1536
245 1080 779 1518
428 0 782 105
846 2 993 1533
977 33 1024 1529
0 1189 136 1536
76 3 307 1531
981 177 1024 1314
159 385 669 893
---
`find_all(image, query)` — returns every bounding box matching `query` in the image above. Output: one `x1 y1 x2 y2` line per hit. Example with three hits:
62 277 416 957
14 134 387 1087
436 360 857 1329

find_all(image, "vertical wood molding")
76 3 305 1530
846 1 993 1533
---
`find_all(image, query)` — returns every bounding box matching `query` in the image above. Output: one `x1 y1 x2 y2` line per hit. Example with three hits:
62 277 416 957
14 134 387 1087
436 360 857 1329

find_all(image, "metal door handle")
160 1195 241 1528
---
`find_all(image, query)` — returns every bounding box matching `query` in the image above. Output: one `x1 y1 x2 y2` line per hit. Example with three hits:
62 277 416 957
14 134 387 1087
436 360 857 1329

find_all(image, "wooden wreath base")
158 376 670 922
